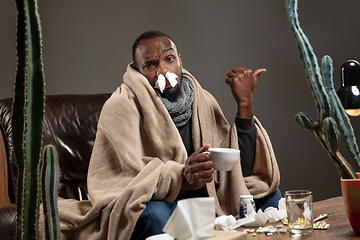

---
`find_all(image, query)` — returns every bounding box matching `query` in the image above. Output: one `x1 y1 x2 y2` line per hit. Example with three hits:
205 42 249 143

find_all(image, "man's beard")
158 73 183 102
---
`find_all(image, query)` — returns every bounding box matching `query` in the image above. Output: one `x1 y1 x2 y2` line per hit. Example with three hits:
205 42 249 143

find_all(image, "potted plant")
285 0 360 235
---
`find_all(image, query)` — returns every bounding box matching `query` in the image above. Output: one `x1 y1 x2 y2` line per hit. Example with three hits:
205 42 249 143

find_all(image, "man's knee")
254 188 282 211
131 201 175 240
139 201 172 225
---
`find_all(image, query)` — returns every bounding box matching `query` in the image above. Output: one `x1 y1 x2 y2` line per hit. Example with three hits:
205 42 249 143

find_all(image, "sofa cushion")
0 204 16 240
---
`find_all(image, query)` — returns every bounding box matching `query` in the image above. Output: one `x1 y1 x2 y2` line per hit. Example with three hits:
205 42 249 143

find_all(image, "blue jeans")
130 201 178 240
254 188 282 211
130 189 281 240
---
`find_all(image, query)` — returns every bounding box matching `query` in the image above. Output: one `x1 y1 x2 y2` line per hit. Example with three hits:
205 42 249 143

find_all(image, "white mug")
204 148 240 171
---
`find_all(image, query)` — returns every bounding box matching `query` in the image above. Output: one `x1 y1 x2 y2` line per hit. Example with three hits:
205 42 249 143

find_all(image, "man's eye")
144 63 154 69
166 56 174 62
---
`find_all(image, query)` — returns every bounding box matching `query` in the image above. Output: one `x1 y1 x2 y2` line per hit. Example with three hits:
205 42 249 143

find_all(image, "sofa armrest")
0 128 10 208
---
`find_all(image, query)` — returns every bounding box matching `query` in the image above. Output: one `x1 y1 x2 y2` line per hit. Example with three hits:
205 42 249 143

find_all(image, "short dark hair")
132 30 176 64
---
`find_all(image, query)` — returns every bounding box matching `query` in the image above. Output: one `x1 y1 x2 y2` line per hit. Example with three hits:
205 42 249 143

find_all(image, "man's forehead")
137 36 178 57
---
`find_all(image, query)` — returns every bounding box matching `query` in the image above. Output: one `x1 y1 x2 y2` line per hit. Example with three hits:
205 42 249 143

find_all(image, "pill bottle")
239 195 255 219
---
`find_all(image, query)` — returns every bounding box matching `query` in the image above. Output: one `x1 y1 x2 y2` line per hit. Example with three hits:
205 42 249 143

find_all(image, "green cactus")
42 145 61 240
13 0 46 238
322 56 360 168
286 0 359 179
12 0 60 239
295 112 316 132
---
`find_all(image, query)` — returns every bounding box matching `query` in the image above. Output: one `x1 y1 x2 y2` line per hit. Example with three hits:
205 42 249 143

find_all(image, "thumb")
194 144 210 155
253 68 266 87
253 68 266 84
201 144 210 153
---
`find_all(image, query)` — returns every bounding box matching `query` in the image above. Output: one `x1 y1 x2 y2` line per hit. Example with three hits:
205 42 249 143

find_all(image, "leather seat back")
0 93 110 203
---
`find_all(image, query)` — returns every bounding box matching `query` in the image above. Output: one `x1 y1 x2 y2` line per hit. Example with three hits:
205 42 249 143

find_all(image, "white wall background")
1 0 360 201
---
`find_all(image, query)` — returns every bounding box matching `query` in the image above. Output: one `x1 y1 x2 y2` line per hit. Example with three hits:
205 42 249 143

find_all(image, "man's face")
134 36 182 94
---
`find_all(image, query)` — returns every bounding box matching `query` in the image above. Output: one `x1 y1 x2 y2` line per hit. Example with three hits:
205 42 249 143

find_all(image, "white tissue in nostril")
154 74 166 93
165 72 178 87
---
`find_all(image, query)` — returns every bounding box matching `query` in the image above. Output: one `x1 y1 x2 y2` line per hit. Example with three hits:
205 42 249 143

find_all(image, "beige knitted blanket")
54 64 280 240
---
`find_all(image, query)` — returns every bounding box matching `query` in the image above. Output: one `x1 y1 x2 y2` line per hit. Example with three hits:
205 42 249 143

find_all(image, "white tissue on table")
214 215 237 232
155 74 166 93
215 197 287 230
165 72 178 87
163 197 215 240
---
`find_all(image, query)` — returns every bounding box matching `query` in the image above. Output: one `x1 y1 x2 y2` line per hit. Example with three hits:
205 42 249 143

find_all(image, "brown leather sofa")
0 93 110 240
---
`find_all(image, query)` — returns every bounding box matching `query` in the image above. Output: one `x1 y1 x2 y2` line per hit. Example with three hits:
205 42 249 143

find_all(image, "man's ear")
131 62 139 71
178 53 182 68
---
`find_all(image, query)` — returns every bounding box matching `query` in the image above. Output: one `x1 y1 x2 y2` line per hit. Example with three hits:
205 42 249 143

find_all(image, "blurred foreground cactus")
13 0 60 239
42 145 61 240
285 0 360 179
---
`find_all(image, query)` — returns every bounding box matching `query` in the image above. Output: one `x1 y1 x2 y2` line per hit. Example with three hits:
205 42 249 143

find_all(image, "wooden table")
235 196 359 239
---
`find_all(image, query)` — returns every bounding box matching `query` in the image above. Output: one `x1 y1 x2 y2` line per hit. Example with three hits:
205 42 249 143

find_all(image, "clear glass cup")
285 190 313 236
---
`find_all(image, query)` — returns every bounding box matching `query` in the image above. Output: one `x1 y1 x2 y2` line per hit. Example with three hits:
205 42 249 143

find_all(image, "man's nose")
157 62 169 76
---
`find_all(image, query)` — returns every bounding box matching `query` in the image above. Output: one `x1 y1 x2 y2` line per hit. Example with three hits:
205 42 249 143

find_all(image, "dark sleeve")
235 115 257 177
177 117 194 157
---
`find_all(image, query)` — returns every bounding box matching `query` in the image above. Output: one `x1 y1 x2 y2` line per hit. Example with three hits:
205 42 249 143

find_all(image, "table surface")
235 196 359 240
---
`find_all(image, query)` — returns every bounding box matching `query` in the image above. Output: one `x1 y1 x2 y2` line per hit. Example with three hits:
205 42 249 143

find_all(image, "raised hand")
226 67 266 119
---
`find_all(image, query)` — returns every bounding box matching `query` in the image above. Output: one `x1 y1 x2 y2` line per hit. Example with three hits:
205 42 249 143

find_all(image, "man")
56 30 280 240
127 30 280 239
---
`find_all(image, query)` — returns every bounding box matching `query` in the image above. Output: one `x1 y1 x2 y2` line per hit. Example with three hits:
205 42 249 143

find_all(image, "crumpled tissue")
155 74 166 93
215 198 287 231
163 197 215 240
214 215 237 232
154 72 178 93
165 72 178 87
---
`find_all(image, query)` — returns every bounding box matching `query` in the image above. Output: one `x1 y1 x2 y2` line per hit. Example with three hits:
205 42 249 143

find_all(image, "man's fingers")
191 171 214 189
193 168 213 178
189 159 213 173
201 168 214 178
188 154 209 165
225 77 235 86
231 67 247 73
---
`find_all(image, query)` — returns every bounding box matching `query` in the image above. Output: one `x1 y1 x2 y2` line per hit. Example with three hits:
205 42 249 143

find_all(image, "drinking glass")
285 190 313 236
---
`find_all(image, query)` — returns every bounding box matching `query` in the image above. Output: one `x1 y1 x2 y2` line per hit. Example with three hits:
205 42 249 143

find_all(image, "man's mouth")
165 81 174 90
163 82 179 93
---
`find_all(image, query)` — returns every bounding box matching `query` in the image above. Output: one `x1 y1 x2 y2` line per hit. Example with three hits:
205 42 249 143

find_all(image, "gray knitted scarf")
157 77 194 127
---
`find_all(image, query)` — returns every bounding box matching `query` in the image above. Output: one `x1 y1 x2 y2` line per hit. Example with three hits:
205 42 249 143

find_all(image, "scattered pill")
313 221 330 230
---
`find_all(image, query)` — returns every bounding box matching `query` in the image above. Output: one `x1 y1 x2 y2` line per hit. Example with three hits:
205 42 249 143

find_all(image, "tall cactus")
12 0 60 239
13 0 46 238
286 0 360 179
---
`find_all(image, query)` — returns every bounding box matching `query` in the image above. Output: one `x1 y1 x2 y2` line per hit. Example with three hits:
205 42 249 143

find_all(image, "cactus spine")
13 0 60 239
286 0 359 179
